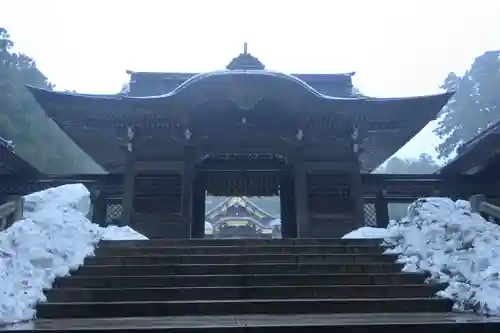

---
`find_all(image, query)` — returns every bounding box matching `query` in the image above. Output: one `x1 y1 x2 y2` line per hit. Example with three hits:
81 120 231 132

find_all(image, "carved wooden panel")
134 174 182 197
205 171 282 196
307 174 351 196
134 198 181 214
308 195 353 214
306 172 359 237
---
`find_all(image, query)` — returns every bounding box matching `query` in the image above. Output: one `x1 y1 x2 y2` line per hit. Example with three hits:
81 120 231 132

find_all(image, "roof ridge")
457 119 500 154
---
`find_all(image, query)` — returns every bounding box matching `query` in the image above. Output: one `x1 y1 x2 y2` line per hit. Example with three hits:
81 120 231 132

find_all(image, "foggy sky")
3 0 499 159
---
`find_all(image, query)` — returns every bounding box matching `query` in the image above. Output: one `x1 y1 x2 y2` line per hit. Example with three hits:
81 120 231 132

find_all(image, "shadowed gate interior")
190 153 296 238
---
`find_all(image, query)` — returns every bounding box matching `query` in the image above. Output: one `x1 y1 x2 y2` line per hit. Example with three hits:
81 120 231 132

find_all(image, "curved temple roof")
127 70 362 101
28 70 452 107
126 69 357 98
27 69 453 172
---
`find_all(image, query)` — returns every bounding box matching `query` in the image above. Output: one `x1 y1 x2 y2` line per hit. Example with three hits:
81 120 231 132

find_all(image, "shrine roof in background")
205 196 279 220
439 120 500 178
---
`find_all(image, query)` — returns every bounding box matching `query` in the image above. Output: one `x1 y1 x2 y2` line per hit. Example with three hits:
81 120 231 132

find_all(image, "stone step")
84 253 396 265
46 284 444 302
99 238 384 248
72 262 404 276
95 245 385 256
27 313 500 332
54 272 427 288
37 298 453 319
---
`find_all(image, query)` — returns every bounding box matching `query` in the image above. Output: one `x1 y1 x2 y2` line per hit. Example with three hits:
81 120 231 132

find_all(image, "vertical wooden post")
280 171 296 239
374 189 390 228
349 125 365 229
470 194 488 220
92 190 108 226
191 173 206 238
440 177 460 201
182 148 195 239
469 194 486 213
294 157 309 238
349 169 365 228
6 195 24 222
120 126 136 227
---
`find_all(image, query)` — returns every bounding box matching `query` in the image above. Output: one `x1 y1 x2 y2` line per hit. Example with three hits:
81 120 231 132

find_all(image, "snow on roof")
242 197 280 218
438 119 500 174
213 216 272 229
205 196 278 219
457 120 500 155
205 197 232 217
0 136 15 151
269 218 281 227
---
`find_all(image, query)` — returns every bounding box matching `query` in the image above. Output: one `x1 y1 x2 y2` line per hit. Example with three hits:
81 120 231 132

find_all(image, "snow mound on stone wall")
0 184 147 324
345 197 500 316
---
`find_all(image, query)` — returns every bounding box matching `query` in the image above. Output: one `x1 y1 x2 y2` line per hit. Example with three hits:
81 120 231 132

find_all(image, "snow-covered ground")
344 197 500 316
0 184 147 325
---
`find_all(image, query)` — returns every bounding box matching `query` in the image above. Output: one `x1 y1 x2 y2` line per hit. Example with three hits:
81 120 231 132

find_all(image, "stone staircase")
31 239 499 332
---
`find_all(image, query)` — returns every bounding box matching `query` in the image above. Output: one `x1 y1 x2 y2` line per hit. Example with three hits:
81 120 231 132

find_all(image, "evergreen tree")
434 51 500 159
0 28 103 173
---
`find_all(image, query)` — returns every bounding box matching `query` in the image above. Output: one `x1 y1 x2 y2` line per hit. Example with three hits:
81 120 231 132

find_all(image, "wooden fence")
0 196 24 231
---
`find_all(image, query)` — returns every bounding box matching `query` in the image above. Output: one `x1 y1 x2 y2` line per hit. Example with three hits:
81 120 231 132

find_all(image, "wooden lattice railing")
470 194 500 223
0 196 24 231
0 173 497 229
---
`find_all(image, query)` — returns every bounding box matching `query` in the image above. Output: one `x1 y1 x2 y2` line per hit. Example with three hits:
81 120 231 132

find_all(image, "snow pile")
100 225 148 241
379 197 500 316
23 184 91 216
342 226 388 239
0 184 147 324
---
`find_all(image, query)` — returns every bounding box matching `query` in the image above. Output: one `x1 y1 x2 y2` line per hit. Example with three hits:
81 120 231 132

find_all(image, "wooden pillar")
92 190 108 226
6 195 24 222
182 149 195 239
294 157 309 238
374 190 389 228
350 126 365 228
280 172 296 239
121 153 136 227
437 177 456 200
349 166 365 229
191 173 206 238
469 193 490 221
120 126 136 227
